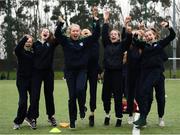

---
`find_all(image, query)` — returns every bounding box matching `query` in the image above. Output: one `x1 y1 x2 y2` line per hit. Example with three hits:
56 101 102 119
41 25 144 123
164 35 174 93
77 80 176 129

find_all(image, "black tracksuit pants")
29 69 55 119
138 68 162 118
14 76 32 124
102 69 123 118
84 63 98 112
127 68 140 116
64 69 87 123
147 72 165 118
122 65 128 98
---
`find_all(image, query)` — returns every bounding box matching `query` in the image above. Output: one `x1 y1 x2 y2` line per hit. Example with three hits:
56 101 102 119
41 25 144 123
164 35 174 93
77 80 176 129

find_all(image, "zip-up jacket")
15 36 33 77
132 27 176 70
102 23 132 70
55 19 100 70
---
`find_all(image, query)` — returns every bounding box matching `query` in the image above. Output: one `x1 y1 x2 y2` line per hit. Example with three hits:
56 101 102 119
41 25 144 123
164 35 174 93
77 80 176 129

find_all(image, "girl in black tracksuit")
122 28 142 123
81 28 100 127
55 16 100 129
13 35 33 129
27 29 58 129
133 22 176 128
101 12 132 127
146 45 168 127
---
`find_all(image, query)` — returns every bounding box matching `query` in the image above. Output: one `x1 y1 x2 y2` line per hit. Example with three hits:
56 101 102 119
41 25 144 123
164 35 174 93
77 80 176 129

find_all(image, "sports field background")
0 80 180 134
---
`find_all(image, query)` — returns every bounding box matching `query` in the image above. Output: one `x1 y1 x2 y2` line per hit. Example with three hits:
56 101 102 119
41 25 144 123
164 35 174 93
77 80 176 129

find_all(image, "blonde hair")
66 23 81 37
147 28 160 40
150 28 160 40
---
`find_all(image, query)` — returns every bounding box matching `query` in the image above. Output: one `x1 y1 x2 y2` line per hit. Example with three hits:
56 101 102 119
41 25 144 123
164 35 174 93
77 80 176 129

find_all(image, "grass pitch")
0 80 180 134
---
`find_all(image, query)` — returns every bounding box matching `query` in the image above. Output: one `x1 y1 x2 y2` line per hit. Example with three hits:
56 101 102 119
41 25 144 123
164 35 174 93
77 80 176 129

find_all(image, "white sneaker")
128 116 134 124
13 123 20 130
159 118 165 127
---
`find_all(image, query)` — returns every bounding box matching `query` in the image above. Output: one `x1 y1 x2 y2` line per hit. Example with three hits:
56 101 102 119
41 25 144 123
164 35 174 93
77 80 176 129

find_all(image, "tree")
129 0 171 28
0 0 42 78
1 0 15 79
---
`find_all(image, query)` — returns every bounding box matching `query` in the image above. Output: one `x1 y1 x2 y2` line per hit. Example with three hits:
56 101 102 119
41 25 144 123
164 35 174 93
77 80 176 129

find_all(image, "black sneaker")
48 116 57 126
70 121 75 129
25 118 37 130
104 117 110 126
89 115 94 127
115 119 122 127
133 117 147 128
80 106 87 119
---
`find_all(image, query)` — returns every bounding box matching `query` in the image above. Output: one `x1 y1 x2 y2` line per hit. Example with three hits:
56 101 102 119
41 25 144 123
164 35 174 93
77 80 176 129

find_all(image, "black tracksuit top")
121 27 141 70
15 36 34 77
55 20 100 70
33 40 58 70
102 23 132 70
132 27 176 70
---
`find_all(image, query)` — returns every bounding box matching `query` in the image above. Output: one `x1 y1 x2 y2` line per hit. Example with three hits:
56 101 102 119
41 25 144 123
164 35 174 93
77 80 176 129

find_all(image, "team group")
13 6 176 130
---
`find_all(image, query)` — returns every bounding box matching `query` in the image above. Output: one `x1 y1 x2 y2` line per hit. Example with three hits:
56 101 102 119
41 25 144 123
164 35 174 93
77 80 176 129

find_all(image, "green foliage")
129 0 171 27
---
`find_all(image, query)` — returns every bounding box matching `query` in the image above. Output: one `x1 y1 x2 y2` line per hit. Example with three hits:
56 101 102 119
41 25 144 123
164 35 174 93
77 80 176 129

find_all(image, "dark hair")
47 31 56 45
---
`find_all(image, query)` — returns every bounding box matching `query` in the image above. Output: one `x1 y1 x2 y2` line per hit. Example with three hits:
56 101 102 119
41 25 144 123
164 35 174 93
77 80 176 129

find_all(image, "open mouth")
43 34 48 38
74 35 78 38
25 43 31 47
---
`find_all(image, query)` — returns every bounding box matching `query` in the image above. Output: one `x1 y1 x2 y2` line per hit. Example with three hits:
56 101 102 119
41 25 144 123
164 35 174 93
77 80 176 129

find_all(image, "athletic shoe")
159 118 165 127
48 116 57 126
128 116 134 124
133 116 146 128
25 117 36 130
104 117 110 126
13 123 20 130
89 115 94 127
80 106 87 119
115 119 122 127
70 121 76 129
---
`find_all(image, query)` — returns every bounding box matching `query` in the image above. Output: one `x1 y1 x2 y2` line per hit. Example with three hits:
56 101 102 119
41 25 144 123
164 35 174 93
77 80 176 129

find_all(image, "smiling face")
24 37 33 48
110 30 120 43
144 30 156 43
81 29 92 38
24 37 33 51
40 28 50 41
69 24 81 41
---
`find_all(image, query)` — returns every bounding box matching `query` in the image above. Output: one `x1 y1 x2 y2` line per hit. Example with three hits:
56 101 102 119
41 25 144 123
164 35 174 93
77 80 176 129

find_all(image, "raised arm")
121 31 132 51
122 16 132 40
102 10 111 47
83 6 101 46
54 16 68 46
158 21 176 48
15 35 29 56
132 34 146 49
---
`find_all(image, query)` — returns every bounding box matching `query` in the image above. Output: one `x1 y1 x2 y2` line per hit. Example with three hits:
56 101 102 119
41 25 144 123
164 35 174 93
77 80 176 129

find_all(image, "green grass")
1 69 180 80
0 80 180 134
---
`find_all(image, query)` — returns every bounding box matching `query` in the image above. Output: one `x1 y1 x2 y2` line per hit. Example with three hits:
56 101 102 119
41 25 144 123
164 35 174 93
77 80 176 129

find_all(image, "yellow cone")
49 127 61 133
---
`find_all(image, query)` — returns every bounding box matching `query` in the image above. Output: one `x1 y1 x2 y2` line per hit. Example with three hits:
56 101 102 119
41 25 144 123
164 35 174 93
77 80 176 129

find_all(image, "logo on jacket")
79 42 84 46
153 43 158 47
46 43 50 47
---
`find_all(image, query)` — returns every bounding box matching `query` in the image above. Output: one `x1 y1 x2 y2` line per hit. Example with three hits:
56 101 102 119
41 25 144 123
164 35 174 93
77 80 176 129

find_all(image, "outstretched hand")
160 21 169 28
92 6 99 21
124 16 131 27
103 9 110 23
138 21 145 30
92 6 98 17
24 34 32 40
58 16 65 23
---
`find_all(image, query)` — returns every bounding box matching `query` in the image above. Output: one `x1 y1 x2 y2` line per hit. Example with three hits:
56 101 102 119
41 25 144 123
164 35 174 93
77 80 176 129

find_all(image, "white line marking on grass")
132 112 140 135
